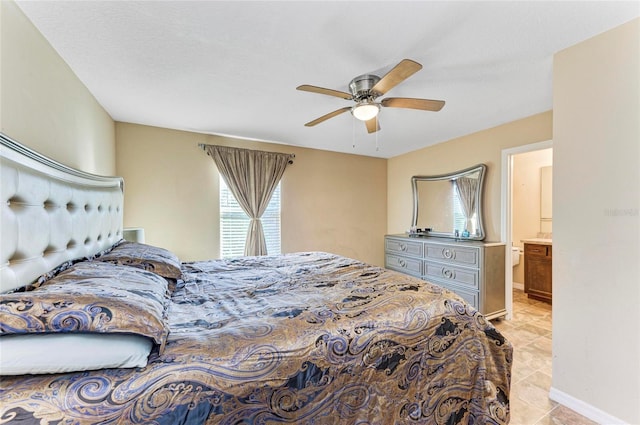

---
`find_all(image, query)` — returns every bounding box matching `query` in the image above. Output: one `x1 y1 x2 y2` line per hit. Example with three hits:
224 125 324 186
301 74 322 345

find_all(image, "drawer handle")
399 243 407 252
443 268 454 279
442 248 454 259
398 259 406 267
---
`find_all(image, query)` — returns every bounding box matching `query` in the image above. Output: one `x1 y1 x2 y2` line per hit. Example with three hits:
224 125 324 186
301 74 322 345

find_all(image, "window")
452 188 466 234
219 175 281 258
452 182 477 235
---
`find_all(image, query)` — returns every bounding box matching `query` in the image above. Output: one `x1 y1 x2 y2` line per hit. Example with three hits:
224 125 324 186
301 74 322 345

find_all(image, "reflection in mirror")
411 164 486 240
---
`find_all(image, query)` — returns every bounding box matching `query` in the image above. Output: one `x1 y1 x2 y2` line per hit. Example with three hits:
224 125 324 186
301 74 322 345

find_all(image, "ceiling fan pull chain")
352 115 356 149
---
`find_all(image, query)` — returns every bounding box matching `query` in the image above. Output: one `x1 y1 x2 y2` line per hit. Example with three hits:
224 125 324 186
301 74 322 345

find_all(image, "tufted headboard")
0 133 124 293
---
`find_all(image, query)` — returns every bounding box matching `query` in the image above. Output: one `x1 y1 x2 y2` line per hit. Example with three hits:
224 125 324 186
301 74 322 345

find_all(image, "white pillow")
0 333 152 375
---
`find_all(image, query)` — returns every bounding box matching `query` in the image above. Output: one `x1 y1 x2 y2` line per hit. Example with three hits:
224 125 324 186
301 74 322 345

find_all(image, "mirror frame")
411 163 487 240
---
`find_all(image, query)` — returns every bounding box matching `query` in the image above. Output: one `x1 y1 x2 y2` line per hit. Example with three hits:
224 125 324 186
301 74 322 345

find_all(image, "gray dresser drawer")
424 243 479 267
423 260 479 289
437 282 479 309
386 254 422 277
385 238 423 257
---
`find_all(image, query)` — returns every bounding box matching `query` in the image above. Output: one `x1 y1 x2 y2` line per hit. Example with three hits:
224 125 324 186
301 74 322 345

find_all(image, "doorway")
501 140 553 319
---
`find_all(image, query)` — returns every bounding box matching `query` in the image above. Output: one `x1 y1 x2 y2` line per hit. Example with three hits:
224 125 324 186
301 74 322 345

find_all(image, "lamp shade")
352 103 380 121
123 227 145 243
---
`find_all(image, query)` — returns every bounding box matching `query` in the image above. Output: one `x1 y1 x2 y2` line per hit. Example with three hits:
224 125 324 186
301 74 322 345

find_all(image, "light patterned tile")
510 397 548 425
511 361 539 385
531 318 553 332
512 379 558 411
531 335 552 353
499 328 535 347
509 327 546 345
493 317 517 331
519 323 551 337
490 290 593 425
526 370 552 391
535 405 598 425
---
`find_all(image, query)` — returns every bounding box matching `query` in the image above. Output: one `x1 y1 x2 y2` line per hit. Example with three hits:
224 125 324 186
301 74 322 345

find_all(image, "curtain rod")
198 143 295 164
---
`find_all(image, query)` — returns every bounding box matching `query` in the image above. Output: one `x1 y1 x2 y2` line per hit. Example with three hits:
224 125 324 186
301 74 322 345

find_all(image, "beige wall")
552 18 639 423
116 123 387 266
388 111 553 241
0 0 115 175
512 148 553 283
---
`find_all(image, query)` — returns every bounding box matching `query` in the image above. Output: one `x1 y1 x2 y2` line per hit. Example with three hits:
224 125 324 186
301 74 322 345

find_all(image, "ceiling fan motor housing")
349 74 381 101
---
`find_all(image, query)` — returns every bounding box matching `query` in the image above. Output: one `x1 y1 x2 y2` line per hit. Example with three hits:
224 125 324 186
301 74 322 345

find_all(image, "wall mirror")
411 164 486 240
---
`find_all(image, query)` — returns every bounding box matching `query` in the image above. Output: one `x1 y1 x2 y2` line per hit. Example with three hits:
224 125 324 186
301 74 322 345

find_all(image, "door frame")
500 139 553 319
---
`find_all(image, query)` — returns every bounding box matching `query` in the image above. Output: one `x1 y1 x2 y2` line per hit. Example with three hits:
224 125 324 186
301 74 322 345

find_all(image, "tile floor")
491 289 597 425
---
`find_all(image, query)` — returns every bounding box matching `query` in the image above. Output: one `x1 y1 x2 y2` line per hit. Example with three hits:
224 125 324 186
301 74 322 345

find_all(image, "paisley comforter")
0 252 511 424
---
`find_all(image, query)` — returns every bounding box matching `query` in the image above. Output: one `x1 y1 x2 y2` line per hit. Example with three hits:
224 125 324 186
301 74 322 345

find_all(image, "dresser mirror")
411 164 486 240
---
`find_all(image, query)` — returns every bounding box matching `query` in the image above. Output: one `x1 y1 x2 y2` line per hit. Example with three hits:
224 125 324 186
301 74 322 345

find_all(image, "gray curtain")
454 177 478 231
204 145 292 256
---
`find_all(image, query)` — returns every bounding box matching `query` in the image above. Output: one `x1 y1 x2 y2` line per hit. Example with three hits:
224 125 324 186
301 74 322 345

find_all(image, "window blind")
219 176 281 258
453 184 467 233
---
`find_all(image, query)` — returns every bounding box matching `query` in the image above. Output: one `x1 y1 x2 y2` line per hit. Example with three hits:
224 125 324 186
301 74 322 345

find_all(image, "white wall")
552 18 639 424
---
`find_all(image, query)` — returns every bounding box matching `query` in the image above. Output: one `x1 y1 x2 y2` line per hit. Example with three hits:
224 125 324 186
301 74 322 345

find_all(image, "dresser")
385 235 506 320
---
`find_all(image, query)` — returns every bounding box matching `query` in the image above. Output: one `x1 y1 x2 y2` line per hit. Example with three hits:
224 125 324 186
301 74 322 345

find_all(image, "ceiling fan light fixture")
351 102 380 121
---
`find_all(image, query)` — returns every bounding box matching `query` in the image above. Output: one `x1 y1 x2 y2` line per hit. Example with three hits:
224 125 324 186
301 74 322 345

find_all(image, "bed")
0 133 512 424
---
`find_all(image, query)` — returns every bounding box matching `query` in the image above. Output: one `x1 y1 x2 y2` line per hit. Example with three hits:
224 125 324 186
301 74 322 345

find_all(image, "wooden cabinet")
385 235 506 320
524 243 552 303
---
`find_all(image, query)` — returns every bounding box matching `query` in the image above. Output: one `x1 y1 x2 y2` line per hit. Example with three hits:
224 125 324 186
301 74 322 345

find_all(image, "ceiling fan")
297 59 445 134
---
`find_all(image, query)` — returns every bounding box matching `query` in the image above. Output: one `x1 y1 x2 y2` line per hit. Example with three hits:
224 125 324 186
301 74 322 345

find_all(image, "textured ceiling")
16 1 639 158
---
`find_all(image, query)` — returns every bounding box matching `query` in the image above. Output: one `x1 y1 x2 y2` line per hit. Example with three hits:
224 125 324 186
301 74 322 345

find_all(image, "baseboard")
549 387 627 424
513 281 524 290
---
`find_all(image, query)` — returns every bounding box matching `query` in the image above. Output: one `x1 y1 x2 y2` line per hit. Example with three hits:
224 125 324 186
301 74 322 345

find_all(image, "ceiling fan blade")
304 107 352 127
297 84 353 100
371 59 422 95
365 117 380 134
381 97 445 111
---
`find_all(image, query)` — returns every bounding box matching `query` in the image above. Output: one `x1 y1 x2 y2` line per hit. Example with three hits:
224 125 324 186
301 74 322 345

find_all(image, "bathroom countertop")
521 238 552 245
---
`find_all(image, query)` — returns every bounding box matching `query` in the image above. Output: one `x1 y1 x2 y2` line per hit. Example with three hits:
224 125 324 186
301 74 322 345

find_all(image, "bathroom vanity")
385 235 507 320
522 239 553 303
